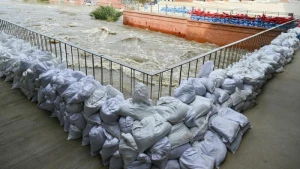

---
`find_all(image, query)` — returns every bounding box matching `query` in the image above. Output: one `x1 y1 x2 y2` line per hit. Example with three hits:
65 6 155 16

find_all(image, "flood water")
0 0 217 73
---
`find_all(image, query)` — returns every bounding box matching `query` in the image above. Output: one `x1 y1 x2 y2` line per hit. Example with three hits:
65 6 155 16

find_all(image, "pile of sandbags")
1 25 300 169
288 27 300 40
271 31 300 51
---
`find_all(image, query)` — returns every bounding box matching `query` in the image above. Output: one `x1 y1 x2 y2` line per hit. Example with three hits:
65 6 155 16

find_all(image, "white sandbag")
189 112 211 141
188 78 206 96
192 131 227 168
100 95 124 125
63 80 98 104
221 78 236 94
119 133 139 167
209 115 240 143
219 98 233 109
125 153 152 169
234 78 244 90
82 112 101 125
70 70 86 80
39 100 55 112
101 122 121 139
165 160 180 169
209 69 227 87
89 125 107 156
109 150 123 169
168 143 191 160
215 88 229 104
38 88 46 105
118 98 156 120
66 103 83 114
225 133 242 154
243 84 258 101
156 97 189 124
82 123 94 146
230 88 249 106
174 80 196 104
189 96 213 119
39 69 59 88
146 137 171 169
56 108 64 126
179 147 215 169
69 113 87 131
59 101 66 114
204 90 220 104
106 85 123 99
84 88 107 117
67 124 82 140
63 116 70 132
232 101 245 112
242 100 257 111
167 123 193 149
4 72 14 82
218 108 249 127
50 108 58 118
53 96 61 110
239 122 251 136
119 116 134 134
198 61 214 78
61 82 85 102
199 77 216 93
52 73 77 96
100 135 119 166
44 83 57 102
210 105 218 117
132 82 152 106
184 107 198 128
132 113 172 153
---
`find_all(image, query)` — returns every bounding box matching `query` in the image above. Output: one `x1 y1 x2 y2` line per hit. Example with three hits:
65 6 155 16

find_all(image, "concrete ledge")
123 10 281 49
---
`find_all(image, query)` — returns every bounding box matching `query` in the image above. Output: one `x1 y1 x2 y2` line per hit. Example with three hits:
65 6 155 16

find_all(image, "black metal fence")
0 18 298 100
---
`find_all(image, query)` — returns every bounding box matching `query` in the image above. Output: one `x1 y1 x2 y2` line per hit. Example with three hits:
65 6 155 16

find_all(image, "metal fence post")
158 4 159 13
174 5 175 15
138 2 139 11
183 6 185 17
166 4 167 15
191 6 194 19
151 4 152 13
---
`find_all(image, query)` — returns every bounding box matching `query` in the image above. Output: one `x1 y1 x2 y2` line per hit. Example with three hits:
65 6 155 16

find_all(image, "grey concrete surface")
221 50 300 169
0 51 300 169
0 79 105 169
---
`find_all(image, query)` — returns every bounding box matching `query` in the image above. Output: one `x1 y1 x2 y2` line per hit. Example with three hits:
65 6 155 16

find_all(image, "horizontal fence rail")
124 2 294 18
0 18 298 101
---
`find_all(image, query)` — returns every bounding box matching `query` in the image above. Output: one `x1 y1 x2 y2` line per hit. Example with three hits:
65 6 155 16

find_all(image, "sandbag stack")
0 26 300 169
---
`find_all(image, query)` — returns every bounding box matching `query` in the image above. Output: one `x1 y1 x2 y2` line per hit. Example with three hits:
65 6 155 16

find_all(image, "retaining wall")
123 11 187 37
123 11 281 49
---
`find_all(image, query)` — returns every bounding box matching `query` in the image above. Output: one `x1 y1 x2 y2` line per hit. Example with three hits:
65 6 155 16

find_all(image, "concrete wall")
123 11 281 49
186 20 281 48
123 11 187 37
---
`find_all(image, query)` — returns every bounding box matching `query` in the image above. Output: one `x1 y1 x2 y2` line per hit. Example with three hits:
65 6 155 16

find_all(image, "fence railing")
148 19 298 98
124 2 293 18
0 19 150 99
0 18 298 101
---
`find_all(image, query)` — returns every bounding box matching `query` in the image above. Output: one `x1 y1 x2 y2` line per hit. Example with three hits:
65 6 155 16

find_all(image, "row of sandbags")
0 25 300 169
171 26 300 168
0 30 250 169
